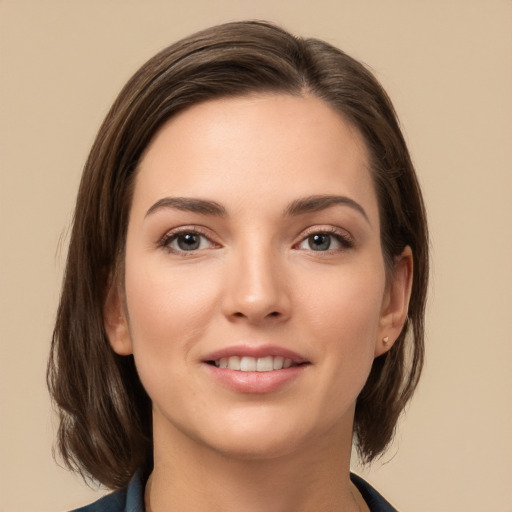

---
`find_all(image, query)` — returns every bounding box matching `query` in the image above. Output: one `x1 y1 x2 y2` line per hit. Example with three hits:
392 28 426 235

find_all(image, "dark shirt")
72 470 397 512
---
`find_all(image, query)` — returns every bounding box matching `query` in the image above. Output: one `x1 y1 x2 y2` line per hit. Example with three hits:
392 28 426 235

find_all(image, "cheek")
297 263 386 372
300 261 385 331
126 252 216 326
123 256 221 379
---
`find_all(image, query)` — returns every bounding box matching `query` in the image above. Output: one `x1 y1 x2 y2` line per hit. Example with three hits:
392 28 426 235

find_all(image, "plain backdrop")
1 1 511 511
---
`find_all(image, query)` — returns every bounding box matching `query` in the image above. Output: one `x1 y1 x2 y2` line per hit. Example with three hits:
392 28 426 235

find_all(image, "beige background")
1 1 511 511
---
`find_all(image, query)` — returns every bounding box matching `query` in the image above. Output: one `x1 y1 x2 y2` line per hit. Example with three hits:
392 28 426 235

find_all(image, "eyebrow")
285 195 370 224
145 194 369 224
145 197 227 217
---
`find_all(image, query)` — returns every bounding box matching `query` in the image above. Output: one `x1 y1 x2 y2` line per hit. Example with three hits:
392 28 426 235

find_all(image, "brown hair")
48 20 428 489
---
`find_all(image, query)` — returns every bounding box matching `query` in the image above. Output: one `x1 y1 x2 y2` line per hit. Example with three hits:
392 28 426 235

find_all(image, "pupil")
309 234 330 251
178 233 200 250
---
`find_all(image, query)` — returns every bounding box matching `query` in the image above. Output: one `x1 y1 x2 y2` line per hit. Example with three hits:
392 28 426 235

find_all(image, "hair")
48 20 428 489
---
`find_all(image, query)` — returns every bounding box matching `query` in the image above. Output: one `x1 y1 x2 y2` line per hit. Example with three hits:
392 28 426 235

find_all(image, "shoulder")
70 488 127 512
70 471 144 512
350 473 398 512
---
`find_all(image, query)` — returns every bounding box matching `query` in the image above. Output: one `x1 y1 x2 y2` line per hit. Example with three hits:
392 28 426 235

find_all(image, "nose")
221 243 291 324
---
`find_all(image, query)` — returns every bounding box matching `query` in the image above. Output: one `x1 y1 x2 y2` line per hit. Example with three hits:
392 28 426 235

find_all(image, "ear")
375 246 413 357
103 278 133 356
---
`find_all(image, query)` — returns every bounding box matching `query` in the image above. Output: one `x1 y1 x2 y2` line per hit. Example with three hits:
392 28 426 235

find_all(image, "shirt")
72 470 398 512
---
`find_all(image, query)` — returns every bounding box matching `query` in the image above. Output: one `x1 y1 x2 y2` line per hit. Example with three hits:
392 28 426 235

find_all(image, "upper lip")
202 344 309 364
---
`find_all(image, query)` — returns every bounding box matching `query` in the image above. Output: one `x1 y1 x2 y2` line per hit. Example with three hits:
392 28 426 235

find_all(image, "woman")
48 20 428 512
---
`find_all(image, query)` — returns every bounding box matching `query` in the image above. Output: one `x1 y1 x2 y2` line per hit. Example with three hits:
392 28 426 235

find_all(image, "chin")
206 427 310 461
195 408 342 462
152 387 356 463
157 405 315 462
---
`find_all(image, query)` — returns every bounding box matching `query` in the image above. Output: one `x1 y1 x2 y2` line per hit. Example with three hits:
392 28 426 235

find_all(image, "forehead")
133 93 378 222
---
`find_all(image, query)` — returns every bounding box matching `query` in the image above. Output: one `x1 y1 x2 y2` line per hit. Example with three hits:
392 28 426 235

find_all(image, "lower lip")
203 364 308 394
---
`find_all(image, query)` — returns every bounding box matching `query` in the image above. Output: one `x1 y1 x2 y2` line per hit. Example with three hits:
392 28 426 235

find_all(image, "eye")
160 228 218 254
296 229 354 252
173 232 205 251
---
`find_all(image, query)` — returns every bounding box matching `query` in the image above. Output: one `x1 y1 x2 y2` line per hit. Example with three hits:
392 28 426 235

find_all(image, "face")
106 94 411 461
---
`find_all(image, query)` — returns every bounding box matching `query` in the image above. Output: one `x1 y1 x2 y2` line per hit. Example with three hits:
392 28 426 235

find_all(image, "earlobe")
376 246 413 357
103 279 133 356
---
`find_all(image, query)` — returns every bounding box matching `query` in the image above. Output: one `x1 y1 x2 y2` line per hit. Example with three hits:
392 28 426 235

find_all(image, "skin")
105 93 412 512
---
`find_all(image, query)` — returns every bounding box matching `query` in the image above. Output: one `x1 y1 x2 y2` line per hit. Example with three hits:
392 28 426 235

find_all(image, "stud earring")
383 336 389 344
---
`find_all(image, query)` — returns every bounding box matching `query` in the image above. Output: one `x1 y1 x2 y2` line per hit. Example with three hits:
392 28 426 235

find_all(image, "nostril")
229 308 285 321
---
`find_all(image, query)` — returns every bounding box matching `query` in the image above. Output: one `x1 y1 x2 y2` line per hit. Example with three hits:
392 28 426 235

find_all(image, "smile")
211 356 298 371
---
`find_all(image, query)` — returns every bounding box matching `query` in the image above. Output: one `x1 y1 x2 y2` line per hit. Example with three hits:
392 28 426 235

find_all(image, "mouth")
202 345 309 393
202 344 310 372
206 355 305 372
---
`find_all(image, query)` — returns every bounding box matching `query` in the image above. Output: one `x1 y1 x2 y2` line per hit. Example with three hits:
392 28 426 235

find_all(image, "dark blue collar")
351 472 398 511
71 469 144 512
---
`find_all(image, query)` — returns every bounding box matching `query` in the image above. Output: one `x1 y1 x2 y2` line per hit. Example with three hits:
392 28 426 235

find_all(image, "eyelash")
294 226 354 252
158 226 219 255
158 226 354 255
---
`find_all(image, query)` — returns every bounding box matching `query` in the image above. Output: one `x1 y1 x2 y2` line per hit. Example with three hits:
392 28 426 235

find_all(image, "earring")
383 336 389 344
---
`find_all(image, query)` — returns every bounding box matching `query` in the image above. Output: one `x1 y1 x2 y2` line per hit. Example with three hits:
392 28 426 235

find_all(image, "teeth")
240 356 256 371
227 356 240 370
214 356 295 371
273 356 284 370
256 356 273 372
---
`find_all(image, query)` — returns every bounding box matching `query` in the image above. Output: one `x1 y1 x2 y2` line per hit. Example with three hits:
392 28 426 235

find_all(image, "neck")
145 416 365 512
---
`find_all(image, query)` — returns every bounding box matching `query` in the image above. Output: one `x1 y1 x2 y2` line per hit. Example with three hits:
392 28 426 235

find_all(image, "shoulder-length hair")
48 20 428 489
